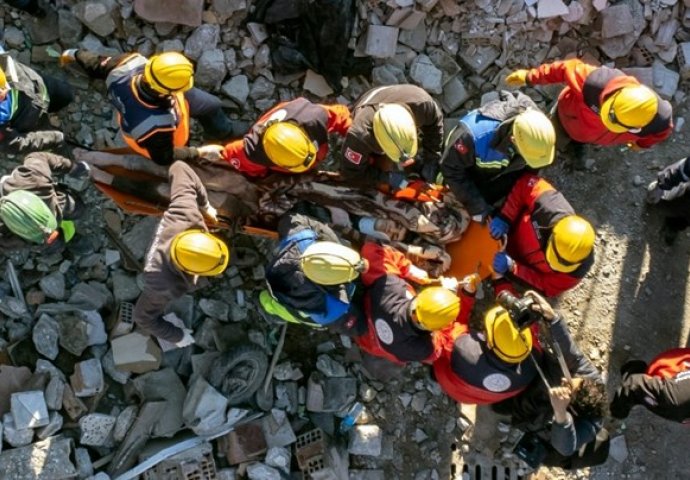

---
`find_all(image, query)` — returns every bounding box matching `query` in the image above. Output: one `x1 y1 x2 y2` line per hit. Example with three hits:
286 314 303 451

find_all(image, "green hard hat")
0 190 58 244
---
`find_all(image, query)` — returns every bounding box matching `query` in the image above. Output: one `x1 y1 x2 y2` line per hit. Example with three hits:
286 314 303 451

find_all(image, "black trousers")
184 88 235 140
40 74 74 113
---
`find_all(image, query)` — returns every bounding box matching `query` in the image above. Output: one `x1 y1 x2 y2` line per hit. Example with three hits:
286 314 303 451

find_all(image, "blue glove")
493 252 514 275
388 171 408 190
489 217 509 239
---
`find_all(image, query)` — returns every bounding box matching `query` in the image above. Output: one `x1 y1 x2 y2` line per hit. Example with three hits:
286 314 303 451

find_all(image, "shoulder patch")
375 318 395 345
229 158 241 170
482 373 511 392
454 141 468 155
345 147 363 165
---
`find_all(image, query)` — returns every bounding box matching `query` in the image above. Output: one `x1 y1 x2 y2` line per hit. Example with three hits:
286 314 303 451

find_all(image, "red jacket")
526 59 672 148
496 173 593 297
433 317 541 405
356 242 474 365
647 348 690 379
223 98 351 177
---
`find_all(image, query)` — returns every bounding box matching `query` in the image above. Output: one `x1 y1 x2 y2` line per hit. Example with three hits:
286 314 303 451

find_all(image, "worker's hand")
460 273 480 294
203 203 218 223
492 252 514 275
548 378 574 424
439 276 459 292
407 264 431 284
198 144 225 162
489 216 509 239
420 162 440 184
388 171 409 190
505 69 528 87
523 290 556 322
68 161 91 179
59 49 78 67
174 328 196 348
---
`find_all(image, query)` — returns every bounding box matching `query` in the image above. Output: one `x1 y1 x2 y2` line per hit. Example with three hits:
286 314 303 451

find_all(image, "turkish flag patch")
454 141 468 155
345 147 363 165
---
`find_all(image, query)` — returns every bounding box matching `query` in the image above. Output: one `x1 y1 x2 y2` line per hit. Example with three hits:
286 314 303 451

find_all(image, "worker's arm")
635 125 673 149
417 98 444 165
168 160 209 210
322 104 352 136
550 415 602 457
133 282 183 343
610 371 690 421
549 315 601 380
497 173 553 223
339 134 387 187
509 265 579 298
525 59 595 87
0 128 64 153
73 50 134 79
360 242 416 286
23 151 73 176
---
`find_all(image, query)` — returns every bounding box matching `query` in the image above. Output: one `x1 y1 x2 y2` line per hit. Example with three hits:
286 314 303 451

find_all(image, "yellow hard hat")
144 52 194 95
170 229 229 276
413 286 460 331
262 122 317 172
600 85 658 134
372 104 418 163
484 306 532 364
546 215 595 273
0 67 7 89
300 241 365 285
512 109 556 168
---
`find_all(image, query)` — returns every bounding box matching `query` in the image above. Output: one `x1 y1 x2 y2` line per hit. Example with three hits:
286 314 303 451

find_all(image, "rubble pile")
0 0 689 478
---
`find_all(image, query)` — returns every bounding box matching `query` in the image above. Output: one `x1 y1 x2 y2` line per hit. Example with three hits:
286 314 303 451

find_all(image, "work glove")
657 159 689 190
202 203 218 223
505 69 528 87
387 171 409 190
174 328 196 348
645 181 663 205
439 276 459 292
420 162 440 184
68 161 91 179
461 273 480 294
197 144 225 162
492 252 514 275
489 217 509 239
59 49 78 67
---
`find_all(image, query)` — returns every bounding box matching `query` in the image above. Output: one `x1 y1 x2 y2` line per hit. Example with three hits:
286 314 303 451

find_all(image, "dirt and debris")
0 0 689 479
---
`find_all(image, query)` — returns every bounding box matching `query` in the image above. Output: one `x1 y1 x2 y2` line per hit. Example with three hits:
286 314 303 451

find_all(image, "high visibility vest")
106 54 190 159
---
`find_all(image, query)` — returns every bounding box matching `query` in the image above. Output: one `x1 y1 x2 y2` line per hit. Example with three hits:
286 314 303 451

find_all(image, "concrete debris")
3 413 34 448
601 4 635 39
0 437 77 478
70 359 104 398
73 0 118 37
74 447 94 479
44 376 65 411
537 0 569 19
111 332 162 374
11 391 49 430
79 414 117 447
113 405 138 442
131 368 187 437
303 70 335 98
348 425 382 457
182 376 229 435
134 0 204 27
32 315 60 360
36 412 63 440
247 462 282 480
409 55 443 94
364 25 400 58
609 435 629 463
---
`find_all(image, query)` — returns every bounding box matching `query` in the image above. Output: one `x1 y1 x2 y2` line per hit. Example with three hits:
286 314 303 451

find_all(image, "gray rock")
11 391 49 429
442 77 469 113
410 391 427 412
74 0 118 37
112 271 141 302
3 413 33 448
58 315 89 356
199 298 229 321
40 272 66 300
609 435 628 463
113 405 138 442
184 24 220 61
182 377 228 435
364 25 399 58
68 282 113 311
33 314 60 360
349 425 382 456
222 75 250 105
246 463 281 480
158 39 185 53
70 359 104 397
74 448 93 479
59 9 84 46
372 64 407 86
37 412 64 440
80 310 107 346
316 355 347 377
254 44 271 70
265 447 291 471
102 348 131 384
409 55 443 94
44 376 65 411
249 76 276 101
0 437 77 477
195 49 227 90
78 33 121 57
134 0 204 27
4 27 25 50
601 4 634 38
398 22 427 51
213 0 247 17
79 413 116 447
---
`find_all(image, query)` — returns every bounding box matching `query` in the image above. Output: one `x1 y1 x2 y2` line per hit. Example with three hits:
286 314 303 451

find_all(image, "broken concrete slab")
113 405 138 443
398 22 426 51
303 70 335 97
442 77 470 113
11 391 49 430
73 0 118 37
349 425 382 456
601 4 634 39
70 359 104 398
111 331 162 374
3 412 33 448
79 413 116 447
0 436 77 479
33 315 60 360
44 376 65 411
537 0 568 18
39 272 66 300
246 463 281 479
459 46 500 74
261 409 297 448
131 368 186 437
409 55 443 94
182 376 228 435
652 61 680 99
364 25 399 58
134 0 203 27
62 384 88 421
36 412 63 440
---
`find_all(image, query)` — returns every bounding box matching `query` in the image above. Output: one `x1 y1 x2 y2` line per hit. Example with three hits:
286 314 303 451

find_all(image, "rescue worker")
59 49 232 165
489 173 595 297
222 97 351 177
493 291 609 470
340 84 444 189
433 299 541 405
645 156 690 244
610 348 690 424
0 51 74 152
356 241 476 365
0 151 89 248
134 160 228 345
441 91 556 222
505 59 672 160
259 211 366 333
